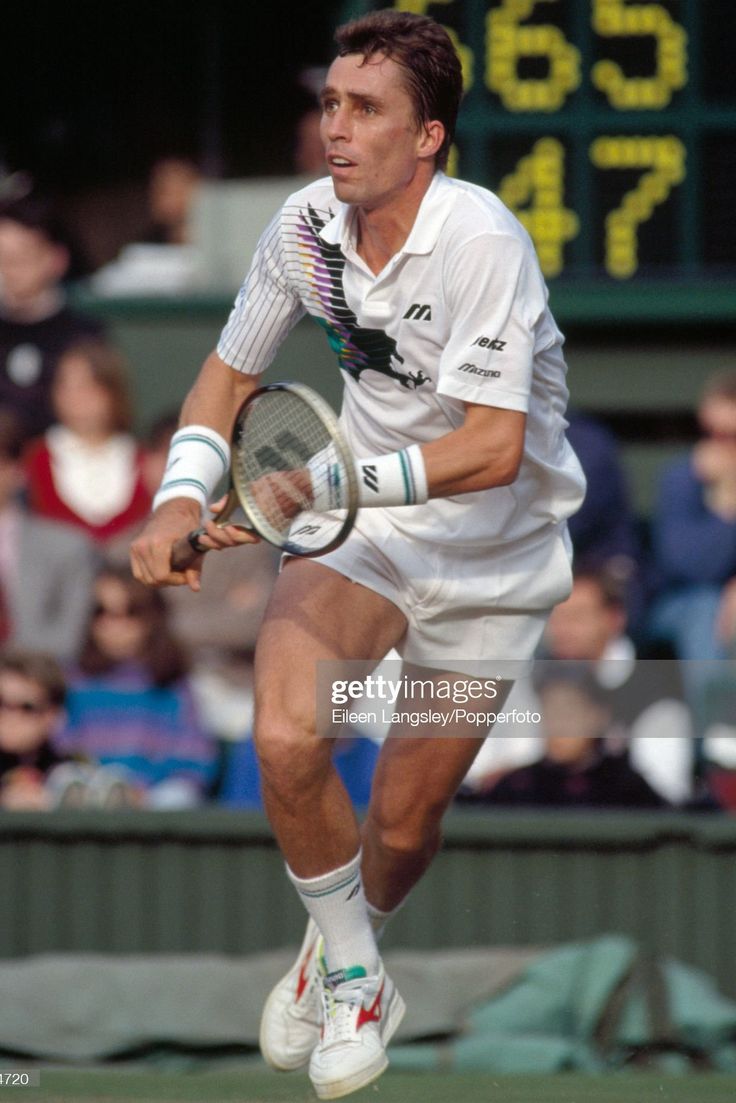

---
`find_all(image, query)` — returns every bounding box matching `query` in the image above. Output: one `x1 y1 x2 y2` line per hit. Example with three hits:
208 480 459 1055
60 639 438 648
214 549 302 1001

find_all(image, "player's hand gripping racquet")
170 382 358 569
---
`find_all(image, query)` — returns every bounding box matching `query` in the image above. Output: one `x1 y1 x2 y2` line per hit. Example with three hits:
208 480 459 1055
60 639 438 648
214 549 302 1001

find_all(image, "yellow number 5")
592 0 687 109
590 135 686 278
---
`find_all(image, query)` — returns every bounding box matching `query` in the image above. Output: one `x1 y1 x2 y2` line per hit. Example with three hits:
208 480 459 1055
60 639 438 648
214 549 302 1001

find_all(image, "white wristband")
356 445 428 508
152 425 230 513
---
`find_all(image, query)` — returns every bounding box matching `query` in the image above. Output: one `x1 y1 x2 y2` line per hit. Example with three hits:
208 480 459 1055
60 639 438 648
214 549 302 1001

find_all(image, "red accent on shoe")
355 981 384 1030
295 941 316 1002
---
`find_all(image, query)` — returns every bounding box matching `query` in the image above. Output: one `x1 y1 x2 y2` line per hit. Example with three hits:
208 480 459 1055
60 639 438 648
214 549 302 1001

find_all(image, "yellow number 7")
590 135 686 279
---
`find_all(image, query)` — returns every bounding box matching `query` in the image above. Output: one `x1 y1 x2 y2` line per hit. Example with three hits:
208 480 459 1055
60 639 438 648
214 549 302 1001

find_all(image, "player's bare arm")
421 402 526 497
130 352 260 590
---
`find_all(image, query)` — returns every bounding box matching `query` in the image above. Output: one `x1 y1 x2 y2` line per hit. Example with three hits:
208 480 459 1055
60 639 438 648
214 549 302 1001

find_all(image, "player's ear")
418 119 445 163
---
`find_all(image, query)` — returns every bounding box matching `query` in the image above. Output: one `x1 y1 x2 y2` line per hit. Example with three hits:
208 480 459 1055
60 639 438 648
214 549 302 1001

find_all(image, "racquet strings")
232 388 351 552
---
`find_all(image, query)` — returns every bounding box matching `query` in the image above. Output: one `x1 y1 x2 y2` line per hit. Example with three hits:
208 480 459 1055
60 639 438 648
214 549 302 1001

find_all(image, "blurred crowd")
2 179 736 816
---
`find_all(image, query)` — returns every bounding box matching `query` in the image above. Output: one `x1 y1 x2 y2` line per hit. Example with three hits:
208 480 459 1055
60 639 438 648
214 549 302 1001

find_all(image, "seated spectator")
0 409 97 663
102 410 180 562
55 565 217 807
566 412 640 598
104 410 280 742
23 338 152 547
460 664 668 810
544 567 695 805
462 567 695 805
0 649 68 810
649 371 736 666
89 158 204 296
143 157 202 246
0 194 103 441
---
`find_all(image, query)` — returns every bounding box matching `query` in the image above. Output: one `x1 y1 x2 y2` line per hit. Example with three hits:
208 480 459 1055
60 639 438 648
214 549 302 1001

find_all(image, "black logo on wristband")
362 465 379 493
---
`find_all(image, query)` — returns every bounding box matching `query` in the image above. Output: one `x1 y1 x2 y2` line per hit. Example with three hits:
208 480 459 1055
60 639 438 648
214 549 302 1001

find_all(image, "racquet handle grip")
170 528 208 572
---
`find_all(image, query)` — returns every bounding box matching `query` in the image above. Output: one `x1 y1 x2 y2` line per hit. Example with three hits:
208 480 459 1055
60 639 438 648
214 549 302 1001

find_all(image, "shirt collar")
317 171 456 257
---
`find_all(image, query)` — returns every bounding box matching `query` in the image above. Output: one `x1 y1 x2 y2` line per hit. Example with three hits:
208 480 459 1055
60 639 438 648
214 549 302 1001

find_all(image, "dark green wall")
2 810 735 998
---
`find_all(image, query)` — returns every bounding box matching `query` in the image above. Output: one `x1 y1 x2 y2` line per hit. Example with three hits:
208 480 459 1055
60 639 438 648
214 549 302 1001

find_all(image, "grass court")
15 1066 736 1103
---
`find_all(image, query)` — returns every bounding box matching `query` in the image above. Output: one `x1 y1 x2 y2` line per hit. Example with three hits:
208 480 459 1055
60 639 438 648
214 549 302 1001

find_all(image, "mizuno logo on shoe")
356 982 384 1030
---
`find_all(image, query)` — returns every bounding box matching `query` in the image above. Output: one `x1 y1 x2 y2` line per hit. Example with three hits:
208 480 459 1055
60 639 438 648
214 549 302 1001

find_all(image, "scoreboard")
339 0 736 324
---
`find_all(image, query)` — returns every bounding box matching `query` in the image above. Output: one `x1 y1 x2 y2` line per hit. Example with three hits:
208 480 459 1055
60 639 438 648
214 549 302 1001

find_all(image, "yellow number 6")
486 0 581 112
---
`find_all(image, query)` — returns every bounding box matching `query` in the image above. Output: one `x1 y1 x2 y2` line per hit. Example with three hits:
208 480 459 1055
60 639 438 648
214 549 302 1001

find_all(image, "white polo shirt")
217 172 585 549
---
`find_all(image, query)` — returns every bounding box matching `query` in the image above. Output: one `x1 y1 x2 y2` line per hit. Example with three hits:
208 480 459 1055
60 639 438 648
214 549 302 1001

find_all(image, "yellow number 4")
590 135 686 278
498 138 579 277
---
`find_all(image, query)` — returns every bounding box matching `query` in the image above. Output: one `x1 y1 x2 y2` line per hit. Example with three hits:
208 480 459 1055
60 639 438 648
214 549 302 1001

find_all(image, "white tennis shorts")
315 508 574 669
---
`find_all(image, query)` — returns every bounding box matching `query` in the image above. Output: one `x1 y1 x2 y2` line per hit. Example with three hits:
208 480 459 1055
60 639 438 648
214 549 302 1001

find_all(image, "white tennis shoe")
308 961 406 1100
259 917 323 1071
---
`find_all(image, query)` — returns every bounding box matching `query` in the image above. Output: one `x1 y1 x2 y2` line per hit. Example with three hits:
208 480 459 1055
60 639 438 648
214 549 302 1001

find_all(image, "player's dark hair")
0 649 67 707
334 9 463 170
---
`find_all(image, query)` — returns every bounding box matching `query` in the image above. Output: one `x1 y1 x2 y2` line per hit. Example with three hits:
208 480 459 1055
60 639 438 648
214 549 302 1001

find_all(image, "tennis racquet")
170 381 358 569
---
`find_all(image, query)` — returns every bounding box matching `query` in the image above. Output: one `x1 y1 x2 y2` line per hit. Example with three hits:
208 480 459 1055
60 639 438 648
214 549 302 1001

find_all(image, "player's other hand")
198 493 262 551
131 499 206 591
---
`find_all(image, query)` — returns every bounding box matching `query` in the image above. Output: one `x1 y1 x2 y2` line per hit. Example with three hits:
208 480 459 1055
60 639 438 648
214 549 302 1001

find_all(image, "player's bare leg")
255 558 408 1095
254 558 406 878
360 679 511 913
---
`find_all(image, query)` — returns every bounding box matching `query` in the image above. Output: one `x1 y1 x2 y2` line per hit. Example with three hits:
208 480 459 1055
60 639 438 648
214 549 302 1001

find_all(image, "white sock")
366 898 403 940
287 849 379 976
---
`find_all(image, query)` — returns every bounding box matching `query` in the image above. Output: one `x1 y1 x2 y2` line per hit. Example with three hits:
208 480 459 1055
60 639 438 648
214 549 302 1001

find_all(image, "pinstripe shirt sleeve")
216 207 306 375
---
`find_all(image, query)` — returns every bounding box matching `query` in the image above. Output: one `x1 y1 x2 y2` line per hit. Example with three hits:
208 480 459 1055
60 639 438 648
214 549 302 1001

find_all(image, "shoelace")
320 978 379 1044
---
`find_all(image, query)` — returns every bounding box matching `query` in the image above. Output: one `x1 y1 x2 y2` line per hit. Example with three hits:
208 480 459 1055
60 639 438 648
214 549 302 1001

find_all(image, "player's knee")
253 709 326 793
367 799 443 863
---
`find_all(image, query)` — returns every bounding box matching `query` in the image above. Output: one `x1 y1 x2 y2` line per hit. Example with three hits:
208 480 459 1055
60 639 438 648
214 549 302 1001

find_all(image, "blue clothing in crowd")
220 734 380 809
649 454 736 665
56 662 217 797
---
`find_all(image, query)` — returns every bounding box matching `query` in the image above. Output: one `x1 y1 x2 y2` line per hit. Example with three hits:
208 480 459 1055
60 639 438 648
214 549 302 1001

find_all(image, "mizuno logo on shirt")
403 303 432 321
458 363 501 378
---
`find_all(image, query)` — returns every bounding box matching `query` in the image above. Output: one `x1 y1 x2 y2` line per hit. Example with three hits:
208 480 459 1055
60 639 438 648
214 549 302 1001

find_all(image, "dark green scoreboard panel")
342 1 736 321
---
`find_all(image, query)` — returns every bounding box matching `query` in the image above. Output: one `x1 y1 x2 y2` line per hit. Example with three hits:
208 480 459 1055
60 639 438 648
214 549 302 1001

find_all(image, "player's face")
320 53 436 210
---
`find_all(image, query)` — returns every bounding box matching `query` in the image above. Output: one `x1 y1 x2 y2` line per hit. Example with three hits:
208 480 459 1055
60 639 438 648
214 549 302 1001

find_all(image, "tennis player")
131 9 585 1098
